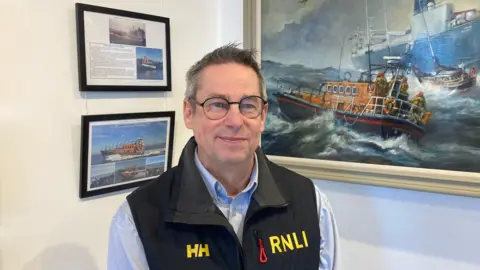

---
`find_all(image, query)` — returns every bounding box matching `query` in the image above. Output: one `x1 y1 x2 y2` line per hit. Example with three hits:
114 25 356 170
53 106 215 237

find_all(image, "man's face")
183 63 267 166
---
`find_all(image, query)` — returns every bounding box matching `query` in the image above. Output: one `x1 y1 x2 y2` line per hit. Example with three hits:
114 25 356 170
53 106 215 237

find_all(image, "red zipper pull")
254 230 268 263
258 238 268 263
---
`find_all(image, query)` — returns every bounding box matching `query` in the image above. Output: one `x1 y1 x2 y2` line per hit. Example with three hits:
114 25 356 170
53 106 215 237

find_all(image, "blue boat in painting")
350 0 480 75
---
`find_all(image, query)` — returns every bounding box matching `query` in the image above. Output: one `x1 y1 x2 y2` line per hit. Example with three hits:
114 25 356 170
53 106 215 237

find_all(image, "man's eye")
211 102 227 108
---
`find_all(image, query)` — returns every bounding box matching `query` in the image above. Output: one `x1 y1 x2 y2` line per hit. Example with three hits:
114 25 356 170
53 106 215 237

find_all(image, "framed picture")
75 3 171 92
79 111 175 198
246 0 480 197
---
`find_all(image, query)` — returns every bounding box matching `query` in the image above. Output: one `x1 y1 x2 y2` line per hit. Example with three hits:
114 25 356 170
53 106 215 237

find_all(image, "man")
107 44 340 270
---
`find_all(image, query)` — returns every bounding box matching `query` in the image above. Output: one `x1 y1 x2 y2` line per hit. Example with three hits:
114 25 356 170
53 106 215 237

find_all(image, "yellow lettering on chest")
186 244 210 258
269 231 309 254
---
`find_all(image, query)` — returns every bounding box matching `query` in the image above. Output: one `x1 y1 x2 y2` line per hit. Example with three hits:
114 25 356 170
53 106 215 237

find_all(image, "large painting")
260 0 480 177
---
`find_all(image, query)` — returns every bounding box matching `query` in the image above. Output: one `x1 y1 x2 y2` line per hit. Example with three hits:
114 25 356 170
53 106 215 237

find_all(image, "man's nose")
223 105 243 128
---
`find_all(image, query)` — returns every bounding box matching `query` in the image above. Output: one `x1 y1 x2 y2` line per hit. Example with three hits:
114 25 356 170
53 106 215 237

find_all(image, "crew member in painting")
106 43 340 270
375 72 389 96
410 91 427 124
470 67 477 77
400 77 409 94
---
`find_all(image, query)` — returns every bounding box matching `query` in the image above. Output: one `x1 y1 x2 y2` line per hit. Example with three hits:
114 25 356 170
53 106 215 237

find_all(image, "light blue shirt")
107 150 340 269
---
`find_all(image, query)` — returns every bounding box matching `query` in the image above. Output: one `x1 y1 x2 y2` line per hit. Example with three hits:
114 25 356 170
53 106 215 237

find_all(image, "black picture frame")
75 3 171 92
79 111 175 198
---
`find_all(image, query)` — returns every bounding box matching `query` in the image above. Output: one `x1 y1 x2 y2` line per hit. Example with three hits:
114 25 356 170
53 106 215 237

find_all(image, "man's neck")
198 153 255 197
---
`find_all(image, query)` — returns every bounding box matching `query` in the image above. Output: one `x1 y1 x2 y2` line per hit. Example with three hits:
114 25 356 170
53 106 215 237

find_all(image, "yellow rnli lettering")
269 231 309 254
269 236 282 254
281 234 294 251
302 230 309 247
293 233 303 249
186 244 210 258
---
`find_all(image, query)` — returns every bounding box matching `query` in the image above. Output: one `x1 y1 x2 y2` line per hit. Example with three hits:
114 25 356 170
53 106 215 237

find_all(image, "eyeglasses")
191 95 267 120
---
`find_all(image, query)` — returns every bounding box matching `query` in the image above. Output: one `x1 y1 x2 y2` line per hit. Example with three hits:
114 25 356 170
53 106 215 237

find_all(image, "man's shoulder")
268 160 328 206
266 159 316 189
267 158 311 181
127 165 178 205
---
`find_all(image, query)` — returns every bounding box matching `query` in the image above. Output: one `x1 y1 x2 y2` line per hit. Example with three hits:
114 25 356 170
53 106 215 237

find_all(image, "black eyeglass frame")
189 95 268 120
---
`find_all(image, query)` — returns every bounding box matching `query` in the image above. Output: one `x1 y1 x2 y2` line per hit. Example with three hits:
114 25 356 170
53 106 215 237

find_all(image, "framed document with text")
75 3 171 92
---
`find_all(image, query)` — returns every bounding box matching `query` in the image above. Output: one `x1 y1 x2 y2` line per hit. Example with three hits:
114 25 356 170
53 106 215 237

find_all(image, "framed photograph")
75 3 171 92
79 111 175 198
246 0 480 197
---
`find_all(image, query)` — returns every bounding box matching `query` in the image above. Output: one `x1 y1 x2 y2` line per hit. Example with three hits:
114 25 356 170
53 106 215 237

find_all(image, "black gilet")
126 137 321 269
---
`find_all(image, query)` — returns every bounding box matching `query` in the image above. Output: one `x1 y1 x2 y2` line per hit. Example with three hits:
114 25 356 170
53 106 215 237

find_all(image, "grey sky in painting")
261 0 478 69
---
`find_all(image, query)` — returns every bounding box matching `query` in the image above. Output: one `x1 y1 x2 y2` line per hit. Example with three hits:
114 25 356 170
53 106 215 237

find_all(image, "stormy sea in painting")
260 0 480 173
261 61 480 173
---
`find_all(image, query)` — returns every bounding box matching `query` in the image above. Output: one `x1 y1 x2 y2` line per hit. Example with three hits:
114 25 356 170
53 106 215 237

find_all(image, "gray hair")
184 43 266 106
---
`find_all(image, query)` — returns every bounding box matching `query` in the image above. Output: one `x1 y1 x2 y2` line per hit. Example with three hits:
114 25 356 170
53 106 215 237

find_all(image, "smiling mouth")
218 136 247 142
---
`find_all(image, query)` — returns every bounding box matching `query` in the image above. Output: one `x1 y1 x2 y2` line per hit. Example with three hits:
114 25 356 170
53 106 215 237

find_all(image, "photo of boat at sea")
87 119 169 189
260 0 480 173
109 17 146 47
89 120 168 166
89 155 165 189
136 47 164 80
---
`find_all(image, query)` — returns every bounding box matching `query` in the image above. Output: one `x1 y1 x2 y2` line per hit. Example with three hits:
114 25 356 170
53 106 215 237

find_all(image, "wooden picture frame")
79 111 175 198
245 0 480 198
75 3 171 92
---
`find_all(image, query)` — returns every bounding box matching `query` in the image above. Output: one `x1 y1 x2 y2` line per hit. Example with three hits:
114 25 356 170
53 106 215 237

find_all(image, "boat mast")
417 0 435 59
337 35 345 80
382 0 391 56
366 0 372 83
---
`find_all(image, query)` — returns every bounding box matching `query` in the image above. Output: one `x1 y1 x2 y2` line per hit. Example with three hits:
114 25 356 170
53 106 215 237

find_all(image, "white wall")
314 179 480 270
0 0 243 269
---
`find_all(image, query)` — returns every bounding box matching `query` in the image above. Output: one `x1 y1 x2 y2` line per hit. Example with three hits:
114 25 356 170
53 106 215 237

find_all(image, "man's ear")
183 98 194 130
260 103 268 132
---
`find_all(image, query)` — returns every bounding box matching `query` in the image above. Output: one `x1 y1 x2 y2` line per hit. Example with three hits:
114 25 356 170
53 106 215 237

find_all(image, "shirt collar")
164 137 287 226
194 147 258 203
